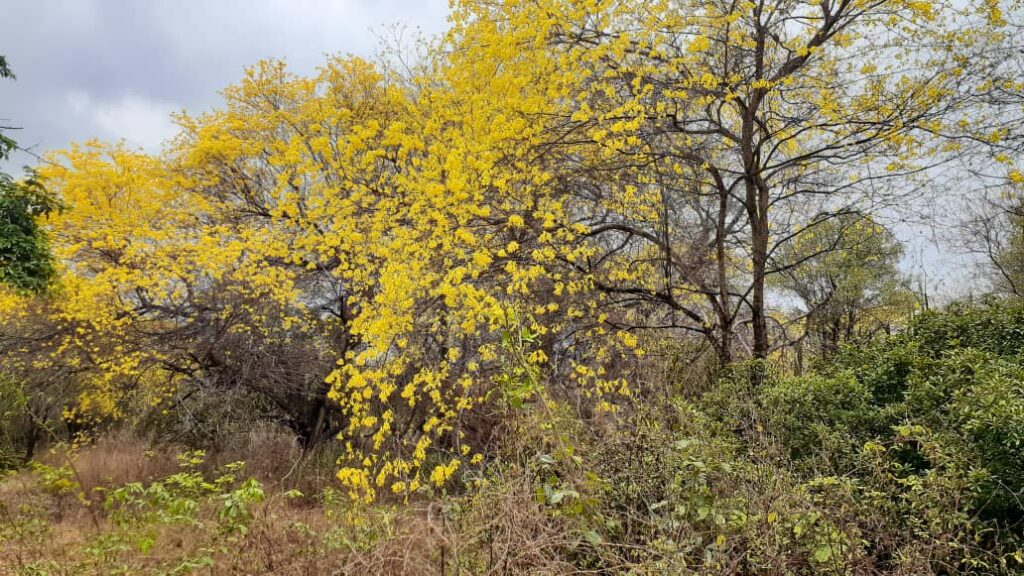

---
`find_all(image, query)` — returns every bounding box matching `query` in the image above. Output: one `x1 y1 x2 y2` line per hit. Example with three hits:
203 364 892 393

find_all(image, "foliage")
762 372 877 466
3 301 1024 574
1 451 282 575
0 170 60 294
0 55 59 294
773 213 917 358
550 302 1024 573
905 299 1024 357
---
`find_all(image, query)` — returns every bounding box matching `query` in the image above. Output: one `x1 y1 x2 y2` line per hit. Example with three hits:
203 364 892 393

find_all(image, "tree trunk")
715 183 733 366
744 16 770 362
750 212 770 360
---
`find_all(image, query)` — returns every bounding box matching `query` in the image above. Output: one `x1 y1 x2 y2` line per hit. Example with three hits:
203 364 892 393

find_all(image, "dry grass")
0 471 572 575
36 432 181 494
0 429 590 576
29 426 341 499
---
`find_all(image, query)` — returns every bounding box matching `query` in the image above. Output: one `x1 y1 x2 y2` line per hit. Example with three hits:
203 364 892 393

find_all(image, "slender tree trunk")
745 175 771 386
304 387 330 448
750 220 769 359
746 175 770 360
715 184 733 366
745 12 770 362
716 316 733 366
795 338 804 376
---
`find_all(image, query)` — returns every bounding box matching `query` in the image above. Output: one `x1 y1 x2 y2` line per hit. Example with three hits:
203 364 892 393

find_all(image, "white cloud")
65 90 179 151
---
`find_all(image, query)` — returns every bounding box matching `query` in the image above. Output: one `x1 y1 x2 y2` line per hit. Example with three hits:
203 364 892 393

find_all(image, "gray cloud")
2 0 448 155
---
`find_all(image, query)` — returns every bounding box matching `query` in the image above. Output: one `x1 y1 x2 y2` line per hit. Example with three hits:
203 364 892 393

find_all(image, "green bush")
647 301 1024 573
909 301 1024 359
761 372 875 468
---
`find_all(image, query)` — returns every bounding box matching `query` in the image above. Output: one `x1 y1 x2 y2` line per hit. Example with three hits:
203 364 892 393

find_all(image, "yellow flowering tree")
446 0 991 362
1 51 642 500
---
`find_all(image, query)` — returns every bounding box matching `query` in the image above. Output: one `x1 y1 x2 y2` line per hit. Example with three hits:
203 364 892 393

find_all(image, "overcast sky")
1 0 449 156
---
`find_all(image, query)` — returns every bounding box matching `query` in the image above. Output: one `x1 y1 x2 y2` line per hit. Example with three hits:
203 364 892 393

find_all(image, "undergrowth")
3 303 1024 575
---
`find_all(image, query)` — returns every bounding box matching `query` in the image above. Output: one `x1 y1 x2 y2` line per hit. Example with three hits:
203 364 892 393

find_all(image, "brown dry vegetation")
0 422 592 576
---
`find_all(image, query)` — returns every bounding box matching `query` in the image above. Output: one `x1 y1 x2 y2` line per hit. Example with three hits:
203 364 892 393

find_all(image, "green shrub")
909 301 1024 359
678 302 1024 573
762 372 874 467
